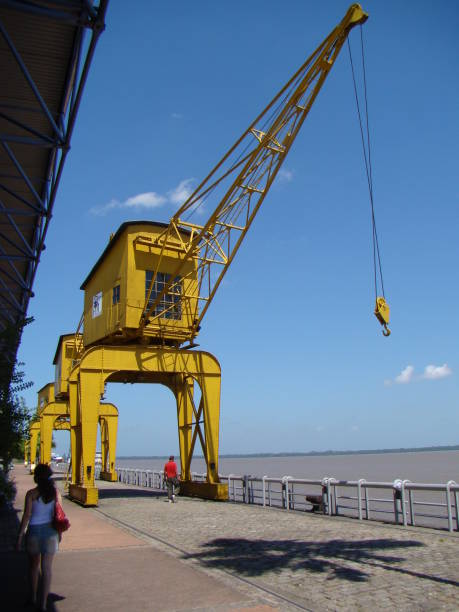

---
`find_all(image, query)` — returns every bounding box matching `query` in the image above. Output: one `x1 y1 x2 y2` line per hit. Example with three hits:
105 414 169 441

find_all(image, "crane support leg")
68 345 228 506
39 415 54 464
28 423 40 472
69 381 80 486
99 406 119 482
37 401 70 464
69 371 100 506
175 374 194 482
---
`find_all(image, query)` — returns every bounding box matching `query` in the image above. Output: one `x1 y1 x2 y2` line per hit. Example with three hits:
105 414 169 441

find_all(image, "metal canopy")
0 0 108 355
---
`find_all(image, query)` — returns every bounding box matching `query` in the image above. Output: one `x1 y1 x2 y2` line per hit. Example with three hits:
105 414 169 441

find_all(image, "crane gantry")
61 4 390 506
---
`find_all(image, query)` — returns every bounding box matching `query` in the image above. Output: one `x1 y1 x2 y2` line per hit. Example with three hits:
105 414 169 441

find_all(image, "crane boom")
140 4 370 343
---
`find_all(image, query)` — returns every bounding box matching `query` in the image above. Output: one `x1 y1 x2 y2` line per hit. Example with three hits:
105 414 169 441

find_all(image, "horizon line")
117 443 459 460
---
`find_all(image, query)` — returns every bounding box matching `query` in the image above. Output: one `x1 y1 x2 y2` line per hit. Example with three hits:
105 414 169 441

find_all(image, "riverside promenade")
2 465 459 611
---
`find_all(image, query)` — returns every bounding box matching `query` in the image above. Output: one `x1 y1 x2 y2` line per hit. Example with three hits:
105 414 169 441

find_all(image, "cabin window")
145 271 181 320
112 284 120 305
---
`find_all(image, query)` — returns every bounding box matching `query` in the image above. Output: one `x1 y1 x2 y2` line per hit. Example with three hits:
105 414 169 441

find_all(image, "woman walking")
17 463 61 611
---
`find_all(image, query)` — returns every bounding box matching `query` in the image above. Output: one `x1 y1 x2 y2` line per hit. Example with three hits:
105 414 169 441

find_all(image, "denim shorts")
26 522 59 555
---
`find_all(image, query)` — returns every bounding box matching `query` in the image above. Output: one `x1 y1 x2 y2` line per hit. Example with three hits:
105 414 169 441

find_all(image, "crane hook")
374 296 391 338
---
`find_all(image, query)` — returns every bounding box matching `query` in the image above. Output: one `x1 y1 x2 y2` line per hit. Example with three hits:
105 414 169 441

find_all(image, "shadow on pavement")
98 487 166 500
183 537 427 583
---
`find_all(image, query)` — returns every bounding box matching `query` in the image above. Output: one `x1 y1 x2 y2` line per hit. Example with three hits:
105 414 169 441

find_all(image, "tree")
0 318 33 473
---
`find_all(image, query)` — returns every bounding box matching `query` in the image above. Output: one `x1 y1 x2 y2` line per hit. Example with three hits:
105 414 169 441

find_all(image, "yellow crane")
139 3 390 345
64 4 391 505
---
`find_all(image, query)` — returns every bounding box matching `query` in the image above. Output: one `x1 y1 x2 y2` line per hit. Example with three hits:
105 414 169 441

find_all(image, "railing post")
333 481 339 515
283 477 292 511
446 481 455 532
243 475 248 504
262 476 267 507
393 479 402 524
357 479 365 520
322 477 332 516
401 480 410 526
364 483 370 519
408 488 416 526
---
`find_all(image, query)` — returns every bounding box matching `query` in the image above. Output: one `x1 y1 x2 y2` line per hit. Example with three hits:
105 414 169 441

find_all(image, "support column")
175 374 193 481
100 414 118 481
199 372 221 484
29 425 39 472
69 380 81 486
100 418 108 471
68 372 100 506
40 415 54 464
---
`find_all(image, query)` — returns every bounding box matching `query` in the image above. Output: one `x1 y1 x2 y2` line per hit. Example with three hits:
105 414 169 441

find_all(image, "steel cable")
347 30 385 300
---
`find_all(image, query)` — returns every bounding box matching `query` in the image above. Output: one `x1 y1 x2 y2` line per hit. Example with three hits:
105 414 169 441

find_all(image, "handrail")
112 467 459 533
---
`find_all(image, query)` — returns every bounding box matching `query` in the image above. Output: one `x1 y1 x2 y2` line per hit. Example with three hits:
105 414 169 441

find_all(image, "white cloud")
422 364 452 380
89 198 120 216
387 363 452 386
90 179 194 216
278 168 294 182
394 365 414 384
124 192 166 208
167 179 194 206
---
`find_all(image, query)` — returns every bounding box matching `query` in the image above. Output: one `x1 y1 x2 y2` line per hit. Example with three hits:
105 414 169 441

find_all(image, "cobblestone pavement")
93 481 459 611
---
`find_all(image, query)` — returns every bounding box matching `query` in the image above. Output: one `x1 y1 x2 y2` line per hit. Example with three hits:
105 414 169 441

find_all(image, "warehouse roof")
0 0 108 359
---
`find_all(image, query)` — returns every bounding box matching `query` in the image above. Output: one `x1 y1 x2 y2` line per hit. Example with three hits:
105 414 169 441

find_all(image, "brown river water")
116 450 459 484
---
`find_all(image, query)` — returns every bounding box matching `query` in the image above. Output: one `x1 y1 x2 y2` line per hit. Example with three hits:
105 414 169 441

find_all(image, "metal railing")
113 467 459 533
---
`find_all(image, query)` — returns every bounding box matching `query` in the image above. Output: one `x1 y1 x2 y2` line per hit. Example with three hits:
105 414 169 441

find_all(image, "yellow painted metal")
180 481 228 501
68 483 99 506
65 5 378 506
37 381 55 408
34 381 119 484
37 383 69 464
28 420 40 472
99 403 119 481
80 222 198 348
374 296 391 336
53 334 83 398
39 406 68 465
67 345 225 504
137 4 370 344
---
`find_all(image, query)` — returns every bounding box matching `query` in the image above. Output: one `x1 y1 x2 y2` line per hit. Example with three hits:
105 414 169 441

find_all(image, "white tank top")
29 496 55 525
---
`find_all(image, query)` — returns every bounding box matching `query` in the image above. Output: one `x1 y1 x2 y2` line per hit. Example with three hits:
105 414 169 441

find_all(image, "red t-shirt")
164 460 178 479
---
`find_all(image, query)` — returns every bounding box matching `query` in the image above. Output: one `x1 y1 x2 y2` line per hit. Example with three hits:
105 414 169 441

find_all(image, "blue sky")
18 1 459 456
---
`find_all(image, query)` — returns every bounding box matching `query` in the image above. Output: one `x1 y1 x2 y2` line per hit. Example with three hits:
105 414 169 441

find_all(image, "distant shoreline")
118 444 459 460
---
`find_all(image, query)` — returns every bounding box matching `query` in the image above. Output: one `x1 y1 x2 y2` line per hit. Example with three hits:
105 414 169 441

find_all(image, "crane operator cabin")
80 221 199 348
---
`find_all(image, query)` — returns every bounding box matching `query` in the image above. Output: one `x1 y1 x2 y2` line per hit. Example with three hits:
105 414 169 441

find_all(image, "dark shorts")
26 523 59 555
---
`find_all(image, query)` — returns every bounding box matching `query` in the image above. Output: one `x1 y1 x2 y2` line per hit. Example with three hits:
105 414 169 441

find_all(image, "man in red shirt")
163 455 180 502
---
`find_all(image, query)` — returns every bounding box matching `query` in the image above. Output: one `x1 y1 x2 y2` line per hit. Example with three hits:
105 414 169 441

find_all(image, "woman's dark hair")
33 463 55 503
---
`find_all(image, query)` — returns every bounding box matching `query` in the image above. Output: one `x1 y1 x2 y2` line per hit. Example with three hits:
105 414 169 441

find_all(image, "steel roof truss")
1 141 46 211
0 0 108 356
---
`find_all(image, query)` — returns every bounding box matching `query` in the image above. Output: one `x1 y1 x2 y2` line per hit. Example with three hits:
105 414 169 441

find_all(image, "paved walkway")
1 465 279 611
2 466 459 610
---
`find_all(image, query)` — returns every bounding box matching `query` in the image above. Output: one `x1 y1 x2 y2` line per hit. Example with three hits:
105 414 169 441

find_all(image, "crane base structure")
67 345 228 506
26 398 118 485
